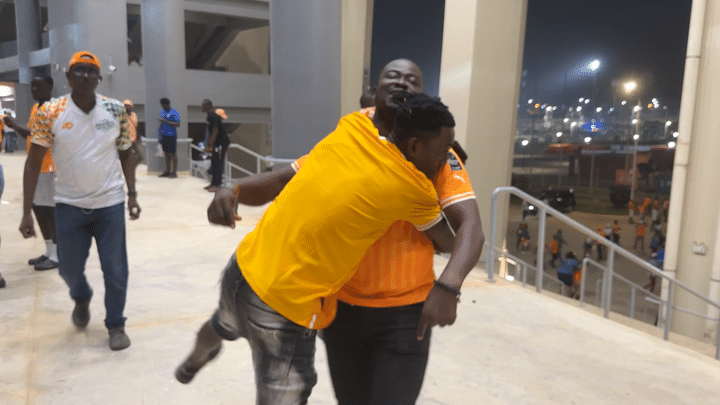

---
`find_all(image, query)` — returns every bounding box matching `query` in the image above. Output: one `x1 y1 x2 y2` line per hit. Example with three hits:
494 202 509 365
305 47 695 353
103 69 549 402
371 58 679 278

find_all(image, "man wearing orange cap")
123 99 144 166
19 51 141 351
201 99 229 192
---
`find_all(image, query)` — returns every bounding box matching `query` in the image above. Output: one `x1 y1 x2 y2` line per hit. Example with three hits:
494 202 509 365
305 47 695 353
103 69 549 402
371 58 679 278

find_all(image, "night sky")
522 0 693 107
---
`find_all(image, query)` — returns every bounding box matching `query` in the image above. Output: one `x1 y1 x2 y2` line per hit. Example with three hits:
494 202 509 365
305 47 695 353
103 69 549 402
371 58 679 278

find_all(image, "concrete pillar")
47 0 130 99
340 0 372 116
438 0 528 263
664 0 720 343
14 0 42 129
269 1 342 159
141 0 189 173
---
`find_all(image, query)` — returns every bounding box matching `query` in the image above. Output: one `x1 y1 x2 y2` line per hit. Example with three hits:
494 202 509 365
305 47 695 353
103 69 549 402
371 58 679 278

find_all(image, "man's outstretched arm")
207 165 297 228
417 199 484 339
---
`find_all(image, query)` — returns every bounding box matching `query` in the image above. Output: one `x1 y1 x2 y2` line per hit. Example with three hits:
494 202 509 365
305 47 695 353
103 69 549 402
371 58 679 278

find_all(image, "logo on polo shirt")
447 152 462 171
61 122 73 130
95 119 116 132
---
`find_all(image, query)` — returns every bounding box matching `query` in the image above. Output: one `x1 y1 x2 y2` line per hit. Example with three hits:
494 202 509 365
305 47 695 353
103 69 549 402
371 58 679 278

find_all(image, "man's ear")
405 137 421 159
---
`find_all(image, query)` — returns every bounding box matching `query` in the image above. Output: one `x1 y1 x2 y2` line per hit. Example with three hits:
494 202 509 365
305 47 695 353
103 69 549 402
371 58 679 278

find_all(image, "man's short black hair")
391 92 455 144
160 98 170 105
33 74 53 87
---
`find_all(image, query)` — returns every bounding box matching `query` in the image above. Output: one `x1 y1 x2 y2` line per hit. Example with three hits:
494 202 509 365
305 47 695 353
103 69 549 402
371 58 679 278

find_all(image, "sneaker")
34 258 59 271
108 327 131 351
0 274 6 289
175 346 221 384
28 255 48 265
72 299 91 328
159 172 171 178
168 173 178 178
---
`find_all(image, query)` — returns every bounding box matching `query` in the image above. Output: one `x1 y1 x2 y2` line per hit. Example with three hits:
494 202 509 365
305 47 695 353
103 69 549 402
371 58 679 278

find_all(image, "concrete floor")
1 151 720 405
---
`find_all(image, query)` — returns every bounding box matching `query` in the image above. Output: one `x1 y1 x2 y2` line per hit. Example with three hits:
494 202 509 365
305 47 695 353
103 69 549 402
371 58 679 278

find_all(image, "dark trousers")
210 143 228 187
323 300 431 405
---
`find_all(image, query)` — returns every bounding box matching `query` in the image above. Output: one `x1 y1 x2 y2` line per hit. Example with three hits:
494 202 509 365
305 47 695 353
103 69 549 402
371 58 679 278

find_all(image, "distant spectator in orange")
628 200 635 224
596 225 605 260
651 196 661 227
634 220 647 255
662 199 669 223
123 99 144 167
612 220 621 245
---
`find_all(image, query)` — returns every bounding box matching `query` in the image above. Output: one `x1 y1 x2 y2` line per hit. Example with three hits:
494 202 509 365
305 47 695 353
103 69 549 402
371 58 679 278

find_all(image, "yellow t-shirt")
236 111 443 329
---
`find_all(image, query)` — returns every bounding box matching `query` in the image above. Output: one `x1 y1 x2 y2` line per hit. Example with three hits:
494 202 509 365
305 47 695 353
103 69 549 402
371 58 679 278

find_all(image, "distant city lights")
584 137 592 144
666 121 672 126
621 101 627 106
668 141 676 148
563 118 570 123
673 132 679 138
633 134 640 140
596 107 602 113
521 139 529 146
556 132 562 137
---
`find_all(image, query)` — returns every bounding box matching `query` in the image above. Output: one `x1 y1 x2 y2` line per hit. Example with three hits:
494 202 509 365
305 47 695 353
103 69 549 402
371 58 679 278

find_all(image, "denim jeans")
322 300 431 405
212 257 317 405
0 164 4 199
55 202 128 329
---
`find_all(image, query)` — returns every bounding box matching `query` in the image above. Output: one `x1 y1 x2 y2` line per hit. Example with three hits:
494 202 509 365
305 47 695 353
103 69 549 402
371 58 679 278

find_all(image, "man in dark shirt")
202 99 230 192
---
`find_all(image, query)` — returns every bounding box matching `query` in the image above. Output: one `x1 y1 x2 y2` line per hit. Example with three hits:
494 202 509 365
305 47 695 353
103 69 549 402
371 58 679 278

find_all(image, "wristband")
433 280 461 301
127 191 138 198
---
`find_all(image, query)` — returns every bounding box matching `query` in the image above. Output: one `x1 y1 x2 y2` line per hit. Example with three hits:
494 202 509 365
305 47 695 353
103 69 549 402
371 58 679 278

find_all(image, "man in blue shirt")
158 98 180 178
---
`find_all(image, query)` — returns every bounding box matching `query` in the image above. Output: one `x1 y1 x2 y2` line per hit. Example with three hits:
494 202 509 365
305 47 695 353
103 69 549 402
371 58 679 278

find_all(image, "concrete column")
141 0 189 173
664 0 720 343
269 1 342 159
438 0 528 263
340 0 372 116
47 0 130 99
14 0 42 133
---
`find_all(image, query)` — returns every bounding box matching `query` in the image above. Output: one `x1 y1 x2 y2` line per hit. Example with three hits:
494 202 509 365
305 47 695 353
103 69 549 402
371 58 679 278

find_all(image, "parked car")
526 188 576 215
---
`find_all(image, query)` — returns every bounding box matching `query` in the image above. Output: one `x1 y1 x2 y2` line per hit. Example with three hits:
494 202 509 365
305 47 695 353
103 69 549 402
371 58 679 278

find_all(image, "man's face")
161 102 170 111
124 103 133 113
374 60 423 110
407 127 454 181
30 78 52 101
66 63 100 93
201 102 211 113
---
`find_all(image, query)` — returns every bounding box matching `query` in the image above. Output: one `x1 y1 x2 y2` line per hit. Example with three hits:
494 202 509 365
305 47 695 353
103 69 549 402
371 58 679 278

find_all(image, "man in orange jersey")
4 75 59 270
176 62 482 405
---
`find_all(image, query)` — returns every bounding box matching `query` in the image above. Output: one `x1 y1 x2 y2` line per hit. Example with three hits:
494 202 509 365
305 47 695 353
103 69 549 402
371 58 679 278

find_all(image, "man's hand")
208 187 242 228
416 285 459 340
3 115 17 129
128 197 141 220
19 214 36 239
156 117 165 123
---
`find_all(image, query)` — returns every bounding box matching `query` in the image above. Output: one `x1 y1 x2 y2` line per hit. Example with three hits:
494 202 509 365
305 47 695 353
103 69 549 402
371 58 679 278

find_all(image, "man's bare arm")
119 148 141 220
416 199 484 339
19 144 47 238
207 165 297 227
3 116 31 138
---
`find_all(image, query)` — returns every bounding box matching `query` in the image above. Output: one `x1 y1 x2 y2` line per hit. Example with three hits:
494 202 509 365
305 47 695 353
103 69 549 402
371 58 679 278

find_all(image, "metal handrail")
189 142 296 184
487 186 720 360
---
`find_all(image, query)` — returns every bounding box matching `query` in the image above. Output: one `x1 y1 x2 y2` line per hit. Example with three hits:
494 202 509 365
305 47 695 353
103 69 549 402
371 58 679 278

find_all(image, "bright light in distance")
584 137 592 143
571 122 577 127
590 59 600 71
528 99 533 104
633 134 640 140
647 103 653 108
632 119 638 124
552 106 558 111
621 101 627 106
0 85 13 97
633 105 642 112
534 103 540 108
584 99 590 104
666 121 672 126
576 106 582 112
609 108 615 112
624 81 637 93
563 118 570 123
579 98 584 102
521 139 529 146
505 275 515 281
556 132 562 137
668 141 676 148
673 132 679 138
596 107 602 113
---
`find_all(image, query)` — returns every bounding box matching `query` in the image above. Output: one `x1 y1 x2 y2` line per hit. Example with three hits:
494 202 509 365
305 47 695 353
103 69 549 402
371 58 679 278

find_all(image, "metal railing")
189 143 296 184
486 186 720 359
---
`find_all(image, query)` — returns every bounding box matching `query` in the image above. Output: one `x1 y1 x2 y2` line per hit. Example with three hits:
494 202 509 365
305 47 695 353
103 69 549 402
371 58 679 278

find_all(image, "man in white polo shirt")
19 51 141 351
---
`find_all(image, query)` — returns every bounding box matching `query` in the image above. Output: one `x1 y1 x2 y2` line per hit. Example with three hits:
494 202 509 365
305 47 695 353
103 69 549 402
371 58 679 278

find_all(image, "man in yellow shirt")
176 90 462 403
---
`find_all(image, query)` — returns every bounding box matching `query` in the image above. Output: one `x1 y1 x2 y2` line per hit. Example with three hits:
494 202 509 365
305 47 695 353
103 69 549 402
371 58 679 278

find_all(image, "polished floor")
1 151 719 405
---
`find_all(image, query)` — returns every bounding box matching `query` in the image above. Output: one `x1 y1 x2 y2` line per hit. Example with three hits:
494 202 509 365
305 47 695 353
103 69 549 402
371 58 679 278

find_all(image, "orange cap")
123 99 133 107
68 51 101 71
215 108 227 119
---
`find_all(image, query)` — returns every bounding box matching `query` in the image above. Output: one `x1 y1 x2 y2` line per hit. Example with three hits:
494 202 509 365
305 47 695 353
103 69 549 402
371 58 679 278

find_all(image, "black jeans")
210 143 228 187
323 301 431 405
